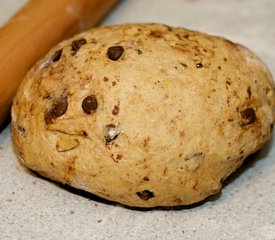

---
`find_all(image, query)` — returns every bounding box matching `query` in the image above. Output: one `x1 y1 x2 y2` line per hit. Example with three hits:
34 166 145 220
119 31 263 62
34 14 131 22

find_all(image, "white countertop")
0 1 275 239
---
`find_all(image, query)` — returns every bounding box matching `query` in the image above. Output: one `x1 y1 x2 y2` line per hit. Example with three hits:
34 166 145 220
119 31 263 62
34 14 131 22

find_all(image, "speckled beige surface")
1 0 275 239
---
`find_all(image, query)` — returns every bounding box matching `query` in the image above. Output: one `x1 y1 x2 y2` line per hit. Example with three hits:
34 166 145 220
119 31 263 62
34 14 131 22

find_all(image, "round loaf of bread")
12 23 275 207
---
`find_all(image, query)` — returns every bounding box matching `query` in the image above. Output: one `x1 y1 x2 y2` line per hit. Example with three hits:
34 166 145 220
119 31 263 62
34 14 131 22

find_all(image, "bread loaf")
12 23 275 207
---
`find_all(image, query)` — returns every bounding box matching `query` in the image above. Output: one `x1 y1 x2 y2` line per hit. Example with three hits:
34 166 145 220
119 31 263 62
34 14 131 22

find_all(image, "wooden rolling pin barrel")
0 0 119 127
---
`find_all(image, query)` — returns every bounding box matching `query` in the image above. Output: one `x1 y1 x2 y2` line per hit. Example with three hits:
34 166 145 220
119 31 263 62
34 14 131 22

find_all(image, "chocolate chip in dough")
107 46 124 61
82 131 88 137
45 97 68 124
52 49 63 62
136 49 143 55
82 95 98 114
71 38 87 54
136 190 155 201
196 63 203 68
112 105 120 115
143 177 149 181
240 108 257 125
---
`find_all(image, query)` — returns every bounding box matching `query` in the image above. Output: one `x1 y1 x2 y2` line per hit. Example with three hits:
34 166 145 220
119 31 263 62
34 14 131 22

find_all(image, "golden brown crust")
12 23 275 207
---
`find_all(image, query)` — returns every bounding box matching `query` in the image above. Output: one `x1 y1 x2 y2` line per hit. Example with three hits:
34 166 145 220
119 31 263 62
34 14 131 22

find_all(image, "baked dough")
12 23 275 207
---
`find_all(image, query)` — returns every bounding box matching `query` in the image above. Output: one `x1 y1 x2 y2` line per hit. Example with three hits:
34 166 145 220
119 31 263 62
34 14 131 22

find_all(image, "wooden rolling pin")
0 0 119 127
